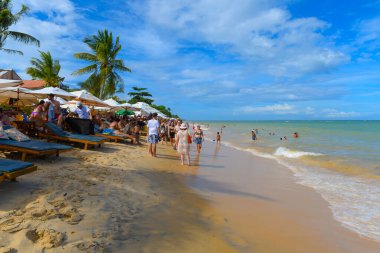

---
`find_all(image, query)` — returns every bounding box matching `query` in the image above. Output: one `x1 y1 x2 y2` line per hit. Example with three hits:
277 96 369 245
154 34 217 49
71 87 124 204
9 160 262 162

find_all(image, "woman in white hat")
175 123 191 166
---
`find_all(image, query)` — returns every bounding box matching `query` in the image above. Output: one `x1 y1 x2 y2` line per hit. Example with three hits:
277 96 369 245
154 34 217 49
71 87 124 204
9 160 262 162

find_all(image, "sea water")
196 121 380 242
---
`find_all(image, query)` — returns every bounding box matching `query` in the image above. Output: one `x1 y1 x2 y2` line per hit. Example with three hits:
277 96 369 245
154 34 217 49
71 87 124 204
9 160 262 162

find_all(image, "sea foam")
274 147 323 158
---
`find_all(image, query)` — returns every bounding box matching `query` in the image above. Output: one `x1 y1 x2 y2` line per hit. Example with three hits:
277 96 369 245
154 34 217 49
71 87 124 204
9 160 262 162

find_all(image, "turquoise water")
193 121 380 243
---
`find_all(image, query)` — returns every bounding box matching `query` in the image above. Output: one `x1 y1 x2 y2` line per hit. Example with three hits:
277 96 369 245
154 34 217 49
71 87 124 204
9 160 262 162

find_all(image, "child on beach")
216 132 221 144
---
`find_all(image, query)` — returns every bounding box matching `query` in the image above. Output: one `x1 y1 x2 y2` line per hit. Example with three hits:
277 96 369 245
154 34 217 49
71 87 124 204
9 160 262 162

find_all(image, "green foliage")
26 51 64 87
0 0 39 55
72 29 131 99
127 86 154 105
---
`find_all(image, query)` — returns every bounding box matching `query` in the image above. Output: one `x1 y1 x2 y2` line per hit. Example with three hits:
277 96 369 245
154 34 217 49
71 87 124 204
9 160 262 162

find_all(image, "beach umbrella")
31 87 76 100
103 98 123 107
70 90 108 107
0 79 21 88
0 87 39 106
115 109 135 116
120 102 139 111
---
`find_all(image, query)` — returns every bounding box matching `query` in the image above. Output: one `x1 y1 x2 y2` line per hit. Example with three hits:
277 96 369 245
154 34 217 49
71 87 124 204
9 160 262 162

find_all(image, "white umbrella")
120 102 139 110
103 98 123 108
31 87 76 100
0 79 21 88
0 87 39 106
71 90 108 107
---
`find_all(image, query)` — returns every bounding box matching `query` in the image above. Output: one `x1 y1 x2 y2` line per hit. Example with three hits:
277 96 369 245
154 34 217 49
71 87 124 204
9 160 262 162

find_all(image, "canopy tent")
0 87 38 106
70 90 108 107
31 87 76 100
0 79 21 88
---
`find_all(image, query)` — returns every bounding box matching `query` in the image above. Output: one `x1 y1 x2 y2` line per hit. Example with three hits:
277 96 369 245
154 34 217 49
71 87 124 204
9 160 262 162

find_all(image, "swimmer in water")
293 132 299 138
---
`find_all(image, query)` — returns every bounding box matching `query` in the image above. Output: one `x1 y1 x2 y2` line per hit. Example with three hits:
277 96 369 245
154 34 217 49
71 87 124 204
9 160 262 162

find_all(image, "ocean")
195 120 380 242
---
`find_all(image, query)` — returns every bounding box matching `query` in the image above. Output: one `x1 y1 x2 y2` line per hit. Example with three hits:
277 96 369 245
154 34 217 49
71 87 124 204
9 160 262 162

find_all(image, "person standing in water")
251 130 257 141
193 125 204 153
216 132 221 144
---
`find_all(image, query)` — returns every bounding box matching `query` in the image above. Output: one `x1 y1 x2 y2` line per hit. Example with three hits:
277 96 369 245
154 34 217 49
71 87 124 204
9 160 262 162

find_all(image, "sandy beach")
1 140 380 253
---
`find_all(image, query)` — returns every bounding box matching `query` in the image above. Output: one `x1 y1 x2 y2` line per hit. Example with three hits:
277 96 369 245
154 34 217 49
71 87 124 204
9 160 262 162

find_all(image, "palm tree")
26 51 64 87
72 29 131 99
0 0 40 54
128 86 154 104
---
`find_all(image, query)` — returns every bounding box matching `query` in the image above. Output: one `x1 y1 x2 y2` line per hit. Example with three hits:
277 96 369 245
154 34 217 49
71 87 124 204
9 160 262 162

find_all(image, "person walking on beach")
216 132 221 144
168 121 176 146
147 113 160 157
175 123 191 166
193 125 204 153
160 122 167 145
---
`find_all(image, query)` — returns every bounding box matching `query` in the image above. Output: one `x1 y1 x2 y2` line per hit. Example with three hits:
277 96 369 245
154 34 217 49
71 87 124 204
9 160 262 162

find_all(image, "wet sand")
185 141 380 253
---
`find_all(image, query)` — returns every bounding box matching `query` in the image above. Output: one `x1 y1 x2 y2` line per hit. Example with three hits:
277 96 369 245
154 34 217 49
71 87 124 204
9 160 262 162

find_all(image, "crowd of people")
0 93 212 166
146 113 205 166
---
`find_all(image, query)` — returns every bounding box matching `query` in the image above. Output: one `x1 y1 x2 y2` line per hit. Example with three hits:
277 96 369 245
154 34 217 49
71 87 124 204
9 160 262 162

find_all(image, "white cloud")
322 109 360 118
141 0 348 77
239 103 295 114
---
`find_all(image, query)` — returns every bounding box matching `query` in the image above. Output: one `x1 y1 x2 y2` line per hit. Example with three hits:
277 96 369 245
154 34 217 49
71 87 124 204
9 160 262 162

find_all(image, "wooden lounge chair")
0 139 73 161
0 159 37 181
43 123 106 150
94 133 136 144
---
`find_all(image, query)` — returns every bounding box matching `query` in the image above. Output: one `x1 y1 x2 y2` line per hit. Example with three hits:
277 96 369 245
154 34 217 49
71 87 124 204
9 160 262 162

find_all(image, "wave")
274 147 323 158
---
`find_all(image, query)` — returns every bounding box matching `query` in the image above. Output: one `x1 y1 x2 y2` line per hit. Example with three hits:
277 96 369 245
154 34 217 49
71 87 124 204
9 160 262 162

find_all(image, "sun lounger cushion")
45 122 69 137
0 139 72 151
45 122 106 142
5 127 30 142
66 133 106 142
0 159 34 173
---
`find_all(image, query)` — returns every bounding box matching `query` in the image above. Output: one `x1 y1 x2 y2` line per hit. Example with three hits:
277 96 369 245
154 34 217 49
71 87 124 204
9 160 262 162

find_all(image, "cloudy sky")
1 0 380 120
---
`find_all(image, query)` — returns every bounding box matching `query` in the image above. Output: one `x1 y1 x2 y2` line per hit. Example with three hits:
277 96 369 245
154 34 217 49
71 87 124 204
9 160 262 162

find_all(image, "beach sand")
0 142 236 253
1 140 380 252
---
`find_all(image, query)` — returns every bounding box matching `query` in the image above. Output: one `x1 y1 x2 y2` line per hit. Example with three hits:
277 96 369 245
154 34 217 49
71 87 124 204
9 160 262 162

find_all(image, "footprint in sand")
76 240 105 253
0 247 18 253
26 228 65 249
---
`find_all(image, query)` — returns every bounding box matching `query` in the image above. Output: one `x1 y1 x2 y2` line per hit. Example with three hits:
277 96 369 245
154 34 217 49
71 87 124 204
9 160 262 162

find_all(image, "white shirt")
148 119 160 135
74 106 90 119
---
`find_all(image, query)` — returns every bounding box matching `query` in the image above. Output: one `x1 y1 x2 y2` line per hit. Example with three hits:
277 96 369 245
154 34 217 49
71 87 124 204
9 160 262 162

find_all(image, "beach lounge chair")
94 133 136 144
0 172 4 183
0 159 37 181
0 139 73 161
43 123 106 150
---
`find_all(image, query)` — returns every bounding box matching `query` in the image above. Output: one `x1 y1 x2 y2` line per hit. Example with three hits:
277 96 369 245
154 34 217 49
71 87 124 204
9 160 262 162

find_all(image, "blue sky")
1 0 380 120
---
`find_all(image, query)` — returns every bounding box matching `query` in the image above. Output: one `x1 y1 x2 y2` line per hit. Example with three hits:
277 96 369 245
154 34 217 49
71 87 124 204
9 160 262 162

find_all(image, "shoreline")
184 140 380 253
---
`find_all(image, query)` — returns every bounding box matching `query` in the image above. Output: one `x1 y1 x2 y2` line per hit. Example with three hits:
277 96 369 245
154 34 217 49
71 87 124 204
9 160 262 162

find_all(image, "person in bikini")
193 125 204 153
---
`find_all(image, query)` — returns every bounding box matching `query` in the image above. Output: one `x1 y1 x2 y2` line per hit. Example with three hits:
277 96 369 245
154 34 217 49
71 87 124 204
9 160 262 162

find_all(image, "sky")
1 0 380 120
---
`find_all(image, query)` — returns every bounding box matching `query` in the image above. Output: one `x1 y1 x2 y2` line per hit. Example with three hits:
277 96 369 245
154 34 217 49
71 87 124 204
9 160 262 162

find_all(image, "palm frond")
6 31 40 47
0 48 23 55
72 64 98 76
